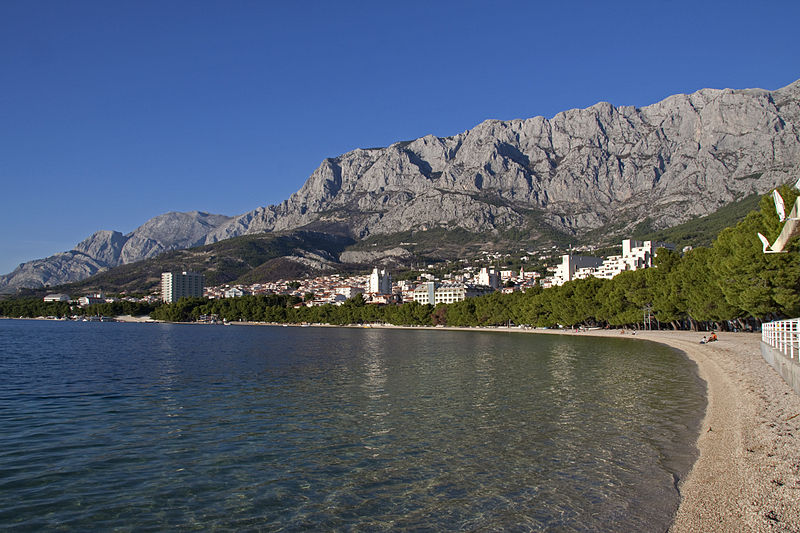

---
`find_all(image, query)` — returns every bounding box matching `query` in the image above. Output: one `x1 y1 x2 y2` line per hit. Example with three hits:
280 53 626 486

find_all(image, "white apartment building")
223 287 248 298
551 255 604 286
43 293 70 302
477 267 500 289
161 271 204 303
413 281 438 305
551 239 675 285
435 283 469 305
367 267 392 295
412 282 494 305
593 239 675 279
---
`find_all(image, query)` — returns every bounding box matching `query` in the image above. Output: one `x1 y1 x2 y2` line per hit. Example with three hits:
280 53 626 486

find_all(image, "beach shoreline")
529 329 800 532
111 317 800 529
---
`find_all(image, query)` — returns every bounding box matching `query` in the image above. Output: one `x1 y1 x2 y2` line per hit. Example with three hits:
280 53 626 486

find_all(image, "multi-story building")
412 281 495 305
549 239 675 285
551 255 604 286
413 281 438 305
593 239 675 279
161 271 204 303
223 287 249 298
43 293 70 303
434 283 494 304
477 267 500 289
367 267 392 295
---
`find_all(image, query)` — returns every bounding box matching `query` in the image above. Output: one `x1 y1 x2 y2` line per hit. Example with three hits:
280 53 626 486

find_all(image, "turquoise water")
0 320 704 531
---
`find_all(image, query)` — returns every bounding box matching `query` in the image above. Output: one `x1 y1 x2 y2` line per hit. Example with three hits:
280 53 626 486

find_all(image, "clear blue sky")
1 0 798 274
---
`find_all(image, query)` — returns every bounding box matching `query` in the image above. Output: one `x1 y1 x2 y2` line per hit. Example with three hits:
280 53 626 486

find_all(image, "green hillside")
631 193 762 247
33 231 354 297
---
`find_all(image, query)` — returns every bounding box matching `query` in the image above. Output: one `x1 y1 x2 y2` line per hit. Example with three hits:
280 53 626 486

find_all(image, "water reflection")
358 330 391 449
0 321 705 532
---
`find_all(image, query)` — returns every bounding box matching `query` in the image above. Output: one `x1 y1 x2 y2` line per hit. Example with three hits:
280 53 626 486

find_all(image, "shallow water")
0 320 704 530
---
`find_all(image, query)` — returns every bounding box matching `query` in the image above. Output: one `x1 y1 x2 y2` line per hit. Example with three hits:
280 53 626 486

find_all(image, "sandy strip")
548 330 800 532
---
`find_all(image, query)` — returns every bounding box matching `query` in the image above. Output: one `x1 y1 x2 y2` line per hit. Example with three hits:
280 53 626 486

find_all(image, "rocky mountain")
207 79 800 240
3 79 799 291
0 212 232 291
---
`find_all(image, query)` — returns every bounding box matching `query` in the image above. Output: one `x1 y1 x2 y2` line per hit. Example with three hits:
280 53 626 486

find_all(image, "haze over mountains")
3 79 799 292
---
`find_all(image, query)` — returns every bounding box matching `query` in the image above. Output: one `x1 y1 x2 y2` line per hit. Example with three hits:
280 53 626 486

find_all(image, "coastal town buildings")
161 271 204 303
186 238 672 310
546 239 675 286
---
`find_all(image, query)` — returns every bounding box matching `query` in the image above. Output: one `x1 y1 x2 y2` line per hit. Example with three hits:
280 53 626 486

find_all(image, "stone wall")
760 342 800 395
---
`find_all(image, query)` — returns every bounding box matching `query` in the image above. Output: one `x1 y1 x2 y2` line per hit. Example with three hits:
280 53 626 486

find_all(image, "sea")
0 319 705 531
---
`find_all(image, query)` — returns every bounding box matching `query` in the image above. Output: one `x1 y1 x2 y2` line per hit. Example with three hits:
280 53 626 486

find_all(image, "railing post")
766 318 800 359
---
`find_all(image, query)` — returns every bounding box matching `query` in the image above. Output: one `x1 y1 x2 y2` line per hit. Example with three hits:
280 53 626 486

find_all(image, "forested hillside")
4 186 797 331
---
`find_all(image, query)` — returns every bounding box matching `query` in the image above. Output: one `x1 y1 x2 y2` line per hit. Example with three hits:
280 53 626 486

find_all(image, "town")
45 238 678 310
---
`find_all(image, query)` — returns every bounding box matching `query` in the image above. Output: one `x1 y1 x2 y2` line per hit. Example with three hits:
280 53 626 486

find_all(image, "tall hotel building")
161 271 204 303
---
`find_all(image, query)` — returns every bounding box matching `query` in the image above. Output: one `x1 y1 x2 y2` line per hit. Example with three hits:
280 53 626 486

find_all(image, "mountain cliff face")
207 80 800 240
0 212 232 290
3 79 799 291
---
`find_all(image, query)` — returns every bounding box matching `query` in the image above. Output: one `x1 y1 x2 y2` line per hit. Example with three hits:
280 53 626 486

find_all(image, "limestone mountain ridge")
3 79 799 291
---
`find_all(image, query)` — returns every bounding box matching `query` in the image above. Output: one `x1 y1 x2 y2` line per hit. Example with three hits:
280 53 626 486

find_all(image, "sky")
1 0 799 275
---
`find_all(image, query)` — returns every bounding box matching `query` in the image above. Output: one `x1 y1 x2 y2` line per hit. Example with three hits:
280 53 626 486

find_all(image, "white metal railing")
762 318 800 360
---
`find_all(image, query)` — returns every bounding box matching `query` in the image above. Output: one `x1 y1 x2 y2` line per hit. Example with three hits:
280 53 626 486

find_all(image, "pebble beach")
566 330 800 532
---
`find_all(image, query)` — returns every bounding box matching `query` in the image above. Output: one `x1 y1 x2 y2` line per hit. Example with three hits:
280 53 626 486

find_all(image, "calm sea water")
0 320 705 531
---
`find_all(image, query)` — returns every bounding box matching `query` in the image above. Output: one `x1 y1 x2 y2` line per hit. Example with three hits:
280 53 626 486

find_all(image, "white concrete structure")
435 283 468 304
367 267 392 295
223 287 248 298
335 286 365 298
412 281 494 305
43 293 70 302
412 281 437 305
551 255 604 286
78 293 106 307
477 267 500 289
550 239 675 284
593 239 675 279
161 271 204 303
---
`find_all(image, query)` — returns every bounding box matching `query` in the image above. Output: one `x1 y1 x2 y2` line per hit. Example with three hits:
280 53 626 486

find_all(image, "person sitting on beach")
700 336 707 344
708 333 718 342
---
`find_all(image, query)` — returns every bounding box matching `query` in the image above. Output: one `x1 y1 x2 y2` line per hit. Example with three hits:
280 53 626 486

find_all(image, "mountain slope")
2 79 799 291
205 79 800 242
49 231 355 295
0 211 232 291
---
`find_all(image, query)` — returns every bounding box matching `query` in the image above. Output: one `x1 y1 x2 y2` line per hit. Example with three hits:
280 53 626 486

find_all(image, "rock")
0 211 233 291
3 79 800 291
339 247 413 264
